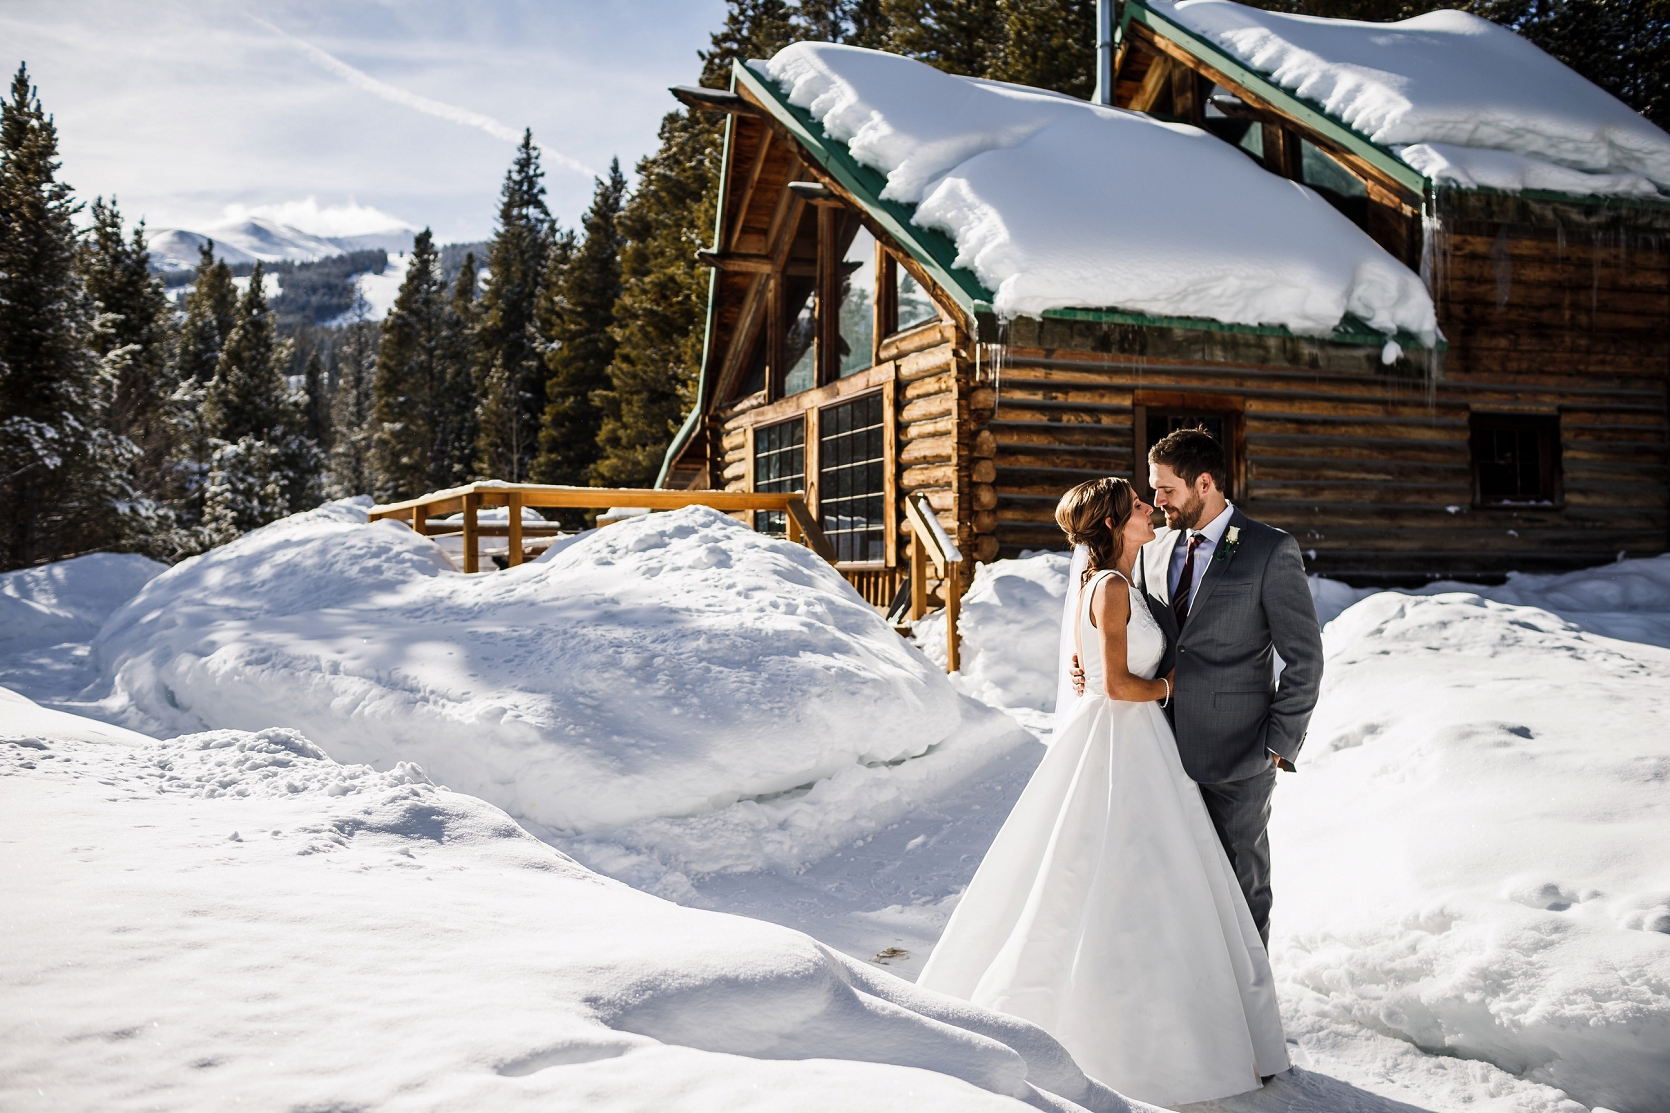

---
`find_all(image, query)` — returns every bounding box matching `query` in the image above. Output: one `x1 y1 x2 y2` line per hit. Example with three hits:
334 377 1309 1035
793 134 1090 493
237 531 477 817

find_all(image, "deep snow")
759 43 1436 341
1165 0 1670 196
0 690 1146 1113
5 515 1668 1112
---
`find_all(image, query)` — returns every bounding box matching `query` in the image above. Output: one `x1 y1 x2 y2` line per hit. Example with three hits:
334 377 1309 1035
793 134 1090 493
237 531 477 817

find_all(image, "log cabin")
657 5 1670 604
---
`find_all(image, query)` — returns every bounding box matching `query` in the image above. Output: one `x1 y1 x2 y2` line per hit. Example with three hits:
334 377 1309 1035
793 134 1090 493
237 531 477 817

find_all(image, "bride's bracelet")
1160 678 1171 708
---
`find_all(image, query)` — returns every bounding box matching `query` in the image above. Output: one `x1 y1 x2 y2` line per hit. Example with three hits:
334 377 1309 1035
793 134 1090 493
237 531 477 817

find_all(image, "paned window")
1139 409 1240 501
1471 413 1559 505
753 418 805 536
819 394 886 562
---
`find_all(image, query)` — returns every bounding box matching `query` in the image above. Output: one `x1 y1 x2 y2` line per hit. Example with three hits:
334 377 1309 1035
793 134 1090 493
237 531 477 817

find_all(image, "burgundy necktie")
1174 534 1203 628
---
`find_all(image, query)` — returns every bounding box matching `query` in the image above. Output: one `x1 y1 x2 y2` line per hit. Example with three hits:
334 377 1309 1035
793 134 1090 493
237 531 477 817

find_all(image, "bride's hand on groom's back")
1071 655 1085 696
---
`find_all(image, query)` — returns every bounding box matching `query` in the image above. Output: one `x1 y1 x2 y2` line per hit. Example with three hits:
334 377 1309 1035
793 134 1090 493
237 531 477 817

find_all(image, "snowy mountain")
147 217 415 272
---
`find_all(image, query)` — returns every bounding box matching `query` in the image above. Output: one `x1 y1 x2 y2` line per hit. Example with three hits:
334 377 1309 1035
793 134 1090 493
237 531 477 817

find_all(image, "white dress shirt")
1168 501 1236 611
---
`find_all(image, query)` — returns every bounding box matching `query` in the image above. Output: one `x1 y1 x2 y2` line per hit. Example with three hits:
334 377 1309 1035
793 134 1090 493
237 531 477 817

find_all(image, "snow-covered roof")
1160 0 1670 198
758 43 1436 345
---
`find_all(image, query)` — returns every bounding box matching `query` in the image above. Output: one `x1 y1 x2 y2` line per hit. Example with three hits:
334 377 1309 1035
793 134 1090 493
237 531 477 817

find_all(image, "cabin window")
784 289 818 396
839 226 876 376
897 264 937 333
819 393 887 562
1471 413 1560 505
753 417 806 536
1137 408 1242 501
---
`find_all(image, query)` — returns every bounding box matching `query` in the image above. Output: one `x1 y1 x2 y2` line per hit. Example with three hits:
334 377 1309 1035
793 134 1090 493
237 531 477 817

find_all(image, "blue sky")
2 1 730 243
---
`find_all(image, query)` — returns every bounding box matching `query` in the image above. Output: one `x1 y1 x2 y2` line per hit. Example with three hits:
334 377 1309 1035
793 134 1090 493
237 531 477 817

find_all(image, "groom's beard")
1162 490 1206 531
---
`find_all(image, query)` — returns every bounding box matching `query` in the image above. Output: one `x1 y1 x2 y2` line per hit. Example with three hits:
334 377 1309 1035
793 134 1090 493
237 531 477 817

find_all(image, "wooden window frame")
816 387 893 569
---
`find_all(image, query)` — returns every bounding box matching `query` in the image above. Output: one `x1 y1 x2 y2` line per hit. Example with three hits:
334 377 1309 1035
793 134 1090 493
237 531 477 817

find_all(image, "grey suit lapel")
1184 508 1250 623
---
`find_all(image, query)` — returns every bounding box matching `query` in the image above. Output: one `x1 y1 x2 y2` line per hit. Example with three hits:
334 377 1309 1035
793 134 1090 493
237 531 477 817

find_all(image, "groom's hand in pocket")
1071 655 1085 696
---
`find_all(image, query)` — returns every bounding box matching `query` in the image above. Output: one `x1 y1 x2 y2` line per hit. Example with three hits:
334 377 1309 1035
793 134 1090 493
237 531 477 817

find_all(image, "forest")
3 0 1662 571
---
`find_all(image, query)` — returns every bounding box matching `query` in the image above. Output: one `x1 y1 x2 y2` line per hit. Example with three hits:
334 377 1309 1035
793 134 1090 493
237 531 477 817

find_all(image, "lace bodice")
1077 569 1166 694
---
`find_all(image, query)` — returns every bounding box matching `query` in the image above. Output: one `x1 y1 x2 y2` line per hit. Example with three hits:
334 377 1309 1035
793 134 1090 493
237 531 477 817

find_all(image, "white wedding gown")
918 569 1289 1106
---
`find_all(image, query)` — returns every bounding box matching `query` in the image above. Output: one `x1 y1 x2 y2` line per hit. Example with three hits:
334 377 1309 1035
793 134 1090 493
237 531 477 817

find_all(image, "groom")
1084 428 1323 945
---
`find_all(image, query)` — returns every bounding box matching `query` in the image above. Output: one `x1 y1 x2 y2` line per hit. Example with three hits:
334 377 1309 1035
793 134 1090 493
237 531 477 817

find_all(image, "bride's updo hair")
1055 477 1135 585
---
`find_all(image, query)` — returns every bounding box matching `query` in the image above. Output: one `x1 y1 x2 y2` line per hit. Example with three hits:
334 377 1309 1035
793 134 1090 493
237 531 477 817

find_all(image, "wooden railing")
366 482 836 572
367 482 965 674
904 491 964 672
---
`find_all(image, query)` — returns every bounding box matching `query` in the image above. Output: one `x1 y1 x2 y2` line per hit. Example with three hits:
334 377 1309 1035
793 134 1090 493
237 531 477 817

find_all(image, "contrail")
246 13 597 179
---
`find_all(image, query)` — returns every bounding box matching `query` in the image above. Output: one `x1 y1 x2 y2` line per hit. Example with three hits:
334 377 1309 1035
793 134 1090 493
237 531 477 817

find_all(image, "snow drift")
1166 0 1670 195
91 501 1026 853
0 690 1148 1113
759 42 1436 342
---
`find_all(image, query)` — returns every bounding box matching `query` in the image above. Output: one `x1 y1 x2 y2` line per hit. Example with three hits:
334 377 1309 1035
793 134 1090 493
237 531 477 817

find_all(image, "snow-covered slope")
147 219 415 272
89 502 1032 880
1165 0 1670 197
760 43 1436 342
0 553 165 700
0 690 1148 1113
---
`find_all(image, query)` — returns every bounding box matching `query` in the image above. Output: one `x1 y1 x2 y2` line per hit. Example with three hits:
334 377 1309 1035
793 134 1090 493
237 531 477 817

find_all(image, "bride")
917 477 1288 1105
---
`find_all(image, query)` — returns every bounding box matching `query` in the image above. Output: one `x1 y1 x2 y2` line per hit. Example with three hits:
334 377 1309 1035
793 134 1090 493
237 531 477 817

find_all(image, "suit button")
1179 646 1186 653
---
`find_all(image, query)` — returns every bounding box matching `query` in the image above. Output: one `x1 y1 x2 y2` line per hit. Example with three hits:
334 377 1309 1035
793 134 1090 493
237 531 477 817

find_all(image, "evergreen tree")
533 160 626 486
593 114 723 488
176 241 237 386
370 228 445 501
0 65 133 570
431 252 480 489
79 196 179 509
473 130 555 482
204 263 286 442
201 435 288 544
302 347 331 451
326 323 379 498
883 0 1006 77
991 0 1097 98
700 0 800 84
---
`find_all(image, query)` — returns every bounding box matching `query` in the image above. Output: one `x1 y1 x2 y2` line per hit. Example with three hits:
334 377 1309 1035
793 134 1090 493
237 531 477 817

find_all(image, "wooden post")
909 534 926 620
462 492 480 574
945 561 961 673
816 204 839 387
411 504 425 534
507 491 523 567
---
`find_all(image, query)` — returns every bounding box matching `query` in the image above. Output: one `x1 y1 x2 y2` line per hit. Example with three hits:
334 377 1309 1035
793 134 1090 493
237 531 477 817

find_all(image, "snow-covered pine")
0 66 143 571
325 323 379 500
428 252 479 490
471 131 556 483
532 159 625 489
370 229 447 502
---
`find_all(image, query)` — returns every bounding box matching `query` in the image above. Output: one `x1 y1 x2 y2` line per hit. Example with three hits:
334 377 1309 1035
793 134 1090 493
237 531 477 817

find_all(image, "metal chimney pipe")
1092 0 1115 105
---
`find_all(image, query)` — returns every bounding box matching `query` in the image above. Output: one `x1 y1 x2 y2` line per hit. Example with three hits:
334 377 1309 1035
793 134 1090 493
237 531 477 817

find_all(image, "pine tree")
700 0 800 84
370 228 445 501
473 130 555 482
302 348 331 451
177 241 237 386
883 0 1006 77
0 65 133 570
533 160 626 486
593 114 723 488
431 252 479 489
204 263 287 442
991 0 1097 98
326 323 379 498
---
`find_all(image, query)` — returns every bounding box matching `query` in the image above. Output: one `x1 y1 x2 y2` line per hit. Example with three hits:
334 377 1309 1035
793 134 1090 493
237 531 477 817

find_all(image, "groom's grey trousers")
1139 511 1324 947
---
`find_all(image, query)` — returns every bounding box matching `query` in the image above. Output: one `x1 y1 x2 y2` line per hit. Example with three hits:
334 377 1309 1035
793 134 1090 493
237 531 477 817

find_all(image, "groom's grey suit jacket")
1136 509 1324 785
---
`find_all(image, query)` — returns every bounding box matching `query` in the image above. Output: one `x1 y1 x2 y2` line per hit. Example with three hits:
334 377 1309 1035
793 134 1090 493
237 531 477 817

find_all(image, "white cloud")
220 197 415 237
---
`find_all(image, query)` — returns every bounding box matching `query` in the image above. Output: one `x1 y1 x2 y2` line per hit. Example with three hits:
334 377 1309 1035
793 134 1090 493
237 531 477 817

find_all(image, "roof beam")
669 85 760 117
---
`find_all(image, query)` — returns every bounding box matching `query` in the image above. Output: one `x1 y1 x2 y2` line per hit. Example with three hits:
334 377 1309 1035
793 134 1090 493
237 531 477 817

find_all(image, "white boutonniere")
1215 525 1241 562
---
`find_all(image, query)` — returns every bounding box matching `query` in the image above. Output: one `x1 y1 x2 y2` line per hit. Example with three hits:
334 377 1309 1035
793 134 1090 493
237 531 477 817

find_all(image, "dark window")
754 418 805 536
1471 413 1560 505
819 394 886 562
1139 409 1239 500
1300 139 1367 226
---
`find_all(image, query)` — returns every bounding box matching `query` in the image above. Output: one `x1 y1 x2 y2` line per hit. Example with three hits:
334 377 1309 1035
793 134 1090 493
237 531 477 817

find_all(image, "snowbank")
91 501 1030 875
0 552 165 699
1277 592 1670 1111
1166 0 1670 194
0 691 1149 1113
760 43 1436 342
